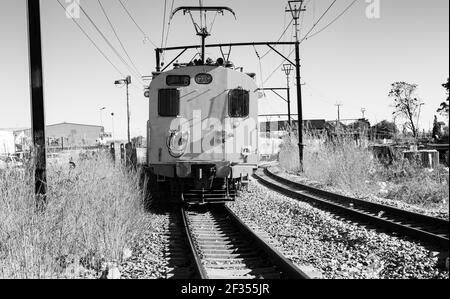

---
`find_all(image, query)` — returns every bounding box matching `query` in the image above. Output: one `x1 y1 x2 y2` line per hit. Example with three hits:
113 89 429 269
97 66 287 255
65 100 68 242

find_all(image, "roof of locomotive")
150 60 256 84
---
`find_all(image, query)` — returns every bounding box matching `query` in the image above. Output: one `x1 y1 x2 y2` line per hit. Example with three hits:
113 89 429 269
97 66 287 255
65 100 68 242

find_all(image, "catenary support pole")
295 42 304 172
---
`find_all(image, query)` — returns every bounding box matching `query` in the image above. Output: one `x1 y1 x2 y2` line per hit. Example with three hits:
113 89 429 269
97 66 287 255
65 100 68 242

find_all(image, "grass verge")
0 152 146 279
279 133 449 211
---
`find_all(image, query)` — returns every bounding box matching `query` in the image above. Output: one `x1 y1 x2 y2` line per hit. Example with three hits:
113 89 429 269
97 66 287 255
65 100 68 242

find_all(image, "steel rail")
182 205 310 279
223 206 310 279
180 206 209 279
255 168 449 250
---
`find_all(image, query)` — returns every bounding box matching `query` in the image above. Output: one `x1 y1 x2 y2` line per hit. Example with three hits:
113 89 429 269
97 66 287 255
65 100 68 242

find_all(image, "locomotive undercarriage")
144 164 249 204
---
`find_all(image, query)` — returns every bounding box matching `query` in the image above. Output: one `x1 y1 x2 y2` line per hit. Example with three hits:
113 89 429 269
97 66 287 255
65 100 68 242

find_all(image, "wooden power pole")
27 0 47 204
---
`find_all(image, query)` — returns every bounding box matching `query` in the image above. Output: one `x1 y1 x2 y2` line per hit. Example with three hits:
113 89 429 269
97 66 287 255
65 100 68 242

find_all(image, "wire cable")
55 0 125 77
299 0 338 43
261 0 311 60
260 18 294 59
307 0 358 39
262 0 339 85
117 0 158 47
163 0 176 51
76 1 145 85
97 0 143 77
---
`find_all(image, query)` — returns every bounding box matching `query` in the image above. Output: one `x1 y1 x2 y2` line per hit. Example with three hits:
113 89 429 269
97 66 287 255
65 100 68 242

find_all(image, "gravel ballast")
228 182 449 279
270 166 449 220
120 212 169 279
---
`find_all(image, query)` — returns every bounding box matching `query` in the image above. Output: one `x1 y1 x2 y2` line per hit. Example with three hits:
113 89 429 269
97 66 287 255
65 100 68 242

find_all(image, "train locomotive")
145 60 260 204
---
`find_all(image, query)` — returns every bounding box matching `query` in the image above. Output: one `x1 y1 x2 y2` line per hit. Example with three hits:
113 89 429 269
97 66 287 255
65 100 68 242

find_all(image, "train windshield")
158 89 180 117
229 89 249 118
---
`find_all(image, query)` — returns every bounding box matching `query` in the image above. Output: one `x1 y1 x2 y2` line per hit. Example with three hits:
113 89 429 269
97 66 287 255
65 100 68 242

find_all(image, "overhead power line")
97 0 143 77
76 0 145 85
55 0 125 77
299 0 338 43
307 0 359 39
263 0 340 85
261 18 294 59
163 0 176 55
117 0 158 47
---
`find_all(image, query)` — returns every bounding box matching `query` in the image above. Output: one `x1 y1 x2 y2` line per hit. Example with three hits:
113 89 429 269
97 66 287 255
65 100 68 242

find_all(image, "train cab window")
166 75 190 87
158 89 180 117
228 89 249 118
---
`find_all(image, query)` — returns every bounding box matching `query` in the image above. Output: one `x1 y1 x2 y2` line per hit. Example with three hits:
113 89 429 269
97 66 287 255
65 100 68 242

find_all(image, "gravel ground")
270 166 449 220
228 181 449 279
120 212 169 279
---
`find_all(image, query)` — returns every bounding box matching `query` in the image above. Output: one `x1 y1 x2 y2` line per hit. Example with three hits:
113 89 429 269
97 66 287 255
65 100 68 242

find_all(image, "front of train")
145 60 259 204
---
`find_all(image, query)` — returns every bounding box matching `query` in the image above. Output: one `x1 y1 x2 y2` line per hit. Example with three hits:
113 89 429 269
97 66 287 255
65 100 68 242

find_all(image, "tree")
437 78 449 116
432 115 442 141
372 120 397 139
388 82 423 138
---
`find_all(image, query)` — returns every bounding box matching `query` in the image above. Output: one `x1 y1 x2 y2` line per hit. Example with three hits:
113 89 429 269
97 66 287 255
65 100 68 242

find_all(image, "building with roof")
13 122 105 150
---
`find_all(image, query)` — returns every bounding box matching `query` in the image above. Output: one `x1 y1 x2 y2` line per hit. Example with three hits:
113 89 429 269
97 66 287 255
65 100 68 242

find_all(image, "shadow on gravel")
147 203 201 279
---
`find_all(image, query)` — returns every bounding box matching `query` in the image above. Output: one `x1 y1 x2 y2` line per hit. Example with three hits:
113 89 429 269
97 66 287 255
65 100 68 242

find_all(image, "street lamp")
111 112 115 142
282 64 294 128
114 76 132 144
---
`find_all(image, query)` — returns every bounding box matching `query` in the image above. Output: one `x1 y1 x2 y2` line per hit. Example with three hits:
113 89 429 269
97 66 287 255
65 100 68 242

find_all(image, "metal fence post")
110 143 115 163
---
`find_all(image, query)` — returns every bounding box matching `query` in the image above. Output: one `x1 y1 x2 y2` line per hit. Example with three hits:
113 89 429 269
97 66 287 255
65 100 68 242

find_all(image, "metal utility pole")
27 0 47 203
286 0 306 171
114 76 132 143
282 64 294 127
336 103 343 127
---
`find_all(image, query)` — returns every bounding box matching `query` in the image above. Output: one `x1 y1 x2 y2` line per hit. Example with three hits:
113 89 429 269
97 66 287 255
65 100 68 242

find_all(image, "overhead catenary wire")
299 0 338 43
55 0 144 97
163 0 176 54
307 0 359 39
262 0 339 85
97 0 143 78
253 45 266 95
55 0 124 77
160 0 168 64
260 18 294 59
75 0 145 85
117 0 158 47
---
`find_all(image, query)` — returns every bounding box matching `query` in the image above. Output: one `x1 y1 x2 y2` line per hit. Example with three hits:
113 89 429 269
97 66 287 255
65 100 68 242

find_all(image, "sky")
0 0 448 139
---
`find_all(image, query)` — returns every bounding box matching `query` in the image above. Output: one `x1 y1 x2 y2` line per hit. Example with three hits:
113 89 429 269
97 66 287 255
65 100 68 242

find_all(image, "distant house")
14 122 104 149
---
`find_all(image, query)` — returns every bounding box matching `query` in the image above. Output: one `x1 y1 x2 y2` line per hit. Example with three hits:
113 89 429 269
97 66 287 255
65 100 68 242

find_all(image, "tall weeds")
279 132 449 209
0 153 146 278
280 132 377 196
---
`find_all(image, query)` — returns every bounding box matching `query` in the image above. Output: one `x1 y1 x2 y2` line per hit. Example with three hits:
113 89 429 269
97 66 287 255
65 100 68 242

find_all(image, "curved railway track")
254 167 449 250
180 205 310 279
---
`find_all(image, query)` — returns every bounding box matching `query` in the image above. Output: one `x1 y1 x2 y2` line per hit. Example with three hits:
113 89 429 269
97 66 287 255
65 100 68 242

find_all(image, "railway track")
254 167 449 250
180 205 310 279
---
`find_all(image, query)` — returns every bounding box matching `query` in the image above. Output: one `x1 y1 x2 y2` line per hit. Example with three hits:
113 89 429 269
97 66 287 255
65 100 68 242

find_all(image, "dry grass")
377 159 449 207
279 132 449 209
0 152 146 279
280 132 377 197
